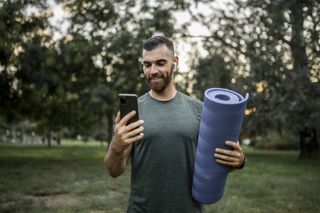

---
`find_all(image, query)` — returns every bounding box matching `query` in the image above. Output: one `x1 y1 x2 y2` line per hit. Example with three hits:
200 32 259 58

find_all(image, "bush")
252 131 299 150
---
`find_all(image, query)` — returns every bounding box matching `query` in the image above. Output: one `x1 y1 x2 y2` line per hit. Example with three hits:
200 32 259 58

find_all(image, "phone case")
119 94 139 124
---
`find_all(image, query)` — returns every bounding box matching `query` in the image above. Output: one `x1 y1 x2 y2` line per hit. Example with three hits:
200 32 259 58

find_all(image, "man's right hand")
113 111 144 153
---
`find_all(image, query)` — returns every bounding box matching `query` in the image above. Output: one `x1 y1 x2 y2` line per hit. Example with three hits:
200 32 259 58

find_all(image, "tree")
1 0 203 144
60 0 179 142
189 0 320 158
0 0 49 124
193 54 232 100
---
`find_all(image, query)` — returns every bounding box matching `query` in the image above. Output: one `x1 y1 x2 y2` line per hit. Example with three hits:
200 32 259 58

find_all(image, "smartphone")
119 93 139 125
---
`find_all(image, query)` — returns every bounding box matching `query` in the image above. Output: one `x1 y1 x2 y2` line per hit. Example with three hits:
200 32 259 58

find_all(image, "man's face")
141 45 176 93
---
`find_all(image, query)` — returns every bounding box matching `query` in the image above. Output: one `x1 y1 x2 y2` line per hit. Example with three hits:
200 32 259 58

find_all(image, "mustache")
147 73 164 80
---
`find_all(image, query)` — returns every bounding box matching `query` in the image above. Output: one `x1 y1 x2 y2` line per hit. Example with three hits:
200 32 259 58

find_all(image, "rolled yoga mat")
192 88 249 204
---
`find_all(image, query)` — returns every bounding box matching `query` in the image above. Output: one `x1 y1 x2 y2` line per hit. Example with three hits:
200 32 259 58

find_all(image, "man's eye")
144 63 151 68
156 61 166 66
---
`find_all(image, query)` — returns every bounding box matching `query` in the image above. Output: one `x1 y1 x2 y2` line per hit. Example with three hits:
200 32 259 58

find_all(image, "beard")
146 68 173 93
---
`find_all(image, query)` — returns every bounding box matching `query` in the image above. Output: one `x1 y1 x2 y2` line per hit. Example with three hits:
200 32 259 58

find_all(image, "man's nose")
149 64 158 74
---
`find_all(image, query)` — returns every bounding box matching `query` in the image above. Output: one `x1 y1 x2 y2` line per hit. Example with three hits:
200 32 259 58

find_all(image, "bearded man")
104 35 246 213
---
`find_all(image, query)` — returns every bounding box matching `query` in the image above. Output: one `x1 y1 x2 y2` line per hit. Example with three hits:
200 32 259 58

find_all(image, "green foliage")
252 131 299 150
0 0 49 123
191 0 320 141
193 54 232 100
3 0 318 151
0 0 180 141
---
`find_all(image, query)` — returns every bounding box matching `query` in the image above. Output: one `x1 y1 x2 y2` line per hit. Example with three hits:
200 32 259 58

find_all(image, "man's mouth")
149 77 163 82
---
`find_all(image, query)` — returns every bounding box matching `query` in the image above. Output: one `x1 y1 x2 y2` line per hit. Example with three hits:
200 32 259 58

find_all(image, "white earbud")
173 62 177 71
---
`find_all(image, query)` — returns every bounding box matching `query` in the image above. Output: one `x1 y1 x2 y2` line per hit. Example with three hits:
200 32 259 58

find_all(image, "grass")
0 141 129 213
0 142 319 213
207 148 320 213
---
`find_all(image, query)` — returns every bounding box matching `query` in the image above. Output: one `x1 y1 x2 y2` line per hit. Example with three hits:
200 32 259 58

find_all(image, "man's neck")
149 85 177 101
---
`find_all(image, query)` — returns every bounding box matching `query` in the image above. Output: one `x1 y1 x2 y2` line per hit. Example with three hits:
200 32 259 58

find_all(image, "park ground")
0 141 319 213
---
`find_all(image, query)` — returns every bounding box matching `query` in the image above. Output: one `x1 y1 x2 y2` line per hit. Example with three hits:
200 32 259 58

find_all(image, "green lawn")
0 142 319 213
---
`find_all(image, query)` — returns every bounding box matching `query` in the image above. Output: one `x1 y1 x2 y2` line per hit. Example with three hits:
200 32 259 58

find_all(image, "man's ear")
173 56 179 71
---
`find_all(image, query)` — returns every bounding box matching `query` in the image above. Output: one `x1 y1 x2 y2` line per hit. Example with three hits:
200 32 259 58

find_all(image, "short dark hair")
143 36 175 55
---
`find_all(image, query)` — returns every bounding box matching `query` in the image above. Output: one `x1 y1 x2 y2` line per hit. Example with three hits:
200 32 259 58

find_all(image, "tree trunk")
299 127 319 159
289 3 319 159
47 131 51 147
106 111 114 145
290 3 309 81
56 133 61 146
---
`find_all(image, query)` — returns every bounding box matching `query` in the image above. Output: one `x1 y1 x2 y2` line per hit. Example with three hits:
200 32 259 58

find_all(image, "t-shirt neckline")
148 91 180 103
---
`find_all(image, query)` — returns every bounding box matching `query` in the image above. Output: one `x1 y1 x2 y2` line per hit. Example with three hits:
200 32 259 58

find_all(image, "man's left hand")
214 141 245 169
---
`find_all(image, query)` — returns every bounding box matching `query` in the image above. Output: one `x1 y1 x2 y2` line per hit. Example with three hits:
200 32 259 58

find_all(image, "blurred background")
0 0 319 212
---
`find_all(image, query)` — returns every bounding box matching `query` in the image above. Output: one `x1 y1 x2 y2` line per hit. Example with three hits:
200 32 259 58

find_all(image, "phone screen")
119 94 139 124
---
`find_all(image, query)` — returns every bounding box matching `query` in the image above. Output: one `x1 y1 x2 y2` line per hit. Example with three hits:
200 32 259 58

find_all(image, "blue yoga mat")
192 88 249 204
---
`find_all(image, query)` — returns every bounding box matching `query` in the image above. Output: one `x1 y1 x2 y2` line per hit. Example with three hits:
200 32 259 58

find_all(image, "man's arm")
104 111 144 178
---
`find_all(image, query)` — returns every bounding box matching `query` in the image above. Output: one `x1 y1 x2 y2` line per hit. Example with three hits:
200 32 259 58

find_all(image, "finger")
214 153 238 162
125 126 144 138
225 141 241 151
124 133 144 144
126 119 144 131
215 148 241 158
225 141 244 161
216 159 239 167
119 110 136 126
115 111 121 124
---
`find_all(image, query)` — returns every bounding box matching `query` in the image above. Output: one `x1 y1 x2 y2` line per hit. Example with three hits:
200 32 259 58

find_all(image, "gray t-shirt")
127 91 203 213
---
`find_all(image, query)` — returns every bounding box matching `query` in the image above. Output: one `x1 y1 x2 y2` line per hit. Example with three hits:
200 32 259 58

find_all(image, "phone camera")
120 97 126 105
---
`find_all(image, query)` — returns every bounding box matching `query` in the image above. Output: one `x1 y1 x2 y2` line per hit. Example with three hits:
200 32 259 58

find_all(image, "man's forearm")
104 140 131 178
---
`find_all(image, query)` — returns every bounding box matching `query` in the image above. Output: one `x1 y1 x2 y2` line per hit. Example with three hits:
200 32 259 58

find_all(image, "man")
104 35 246 213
